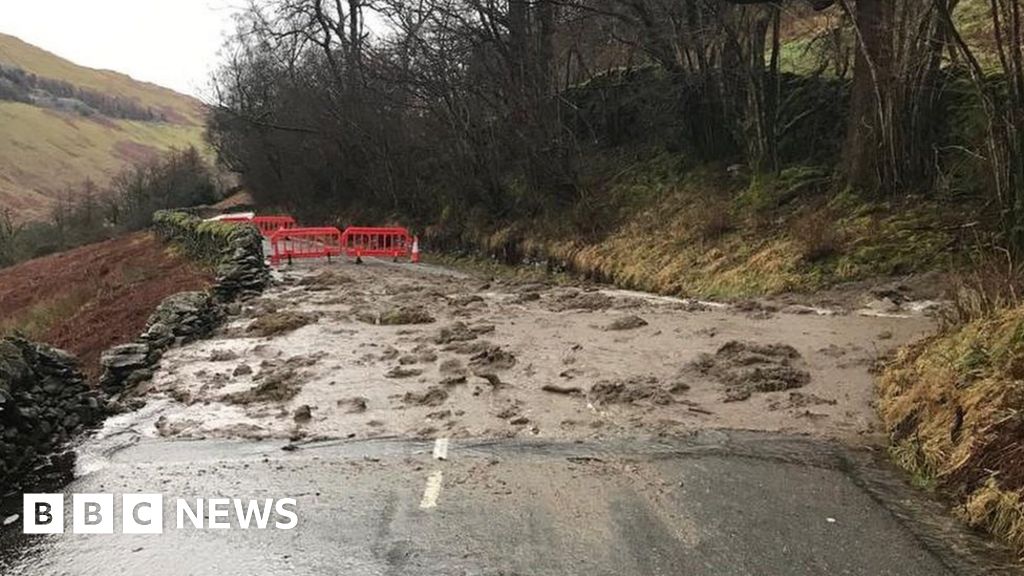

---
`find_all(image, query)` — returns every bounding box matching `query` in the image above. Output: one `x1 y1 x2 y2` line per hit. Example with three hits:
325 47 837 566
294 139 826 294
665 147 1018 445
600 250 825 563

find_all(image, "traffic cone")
411 236 421 263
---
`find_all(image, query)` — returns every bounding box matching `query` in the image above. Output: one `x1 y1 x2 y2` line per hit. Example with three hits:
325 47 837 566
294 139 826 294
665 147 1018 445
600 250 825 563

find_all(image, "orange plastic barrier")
340 227 413 260
269 227 343 265
252 215 297 237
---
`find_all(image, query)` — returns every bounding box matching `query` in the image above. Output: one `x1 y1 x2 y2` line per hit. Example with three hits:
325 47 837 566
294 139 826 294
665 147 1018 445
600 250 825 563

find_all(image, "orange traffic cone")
411 236 421 263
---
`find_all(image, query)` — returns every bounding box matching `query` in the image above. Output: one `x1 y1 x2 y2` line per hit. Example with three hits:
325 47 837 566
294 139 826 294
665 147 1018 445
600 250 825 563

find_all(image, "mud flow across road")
8 259 1018 576
98 259 934 445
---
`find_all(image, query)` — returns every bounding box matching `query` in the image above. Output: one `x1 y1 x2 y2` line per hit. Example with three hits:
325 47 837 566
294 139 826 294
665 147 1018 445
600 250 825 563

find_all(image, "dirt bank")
99 258 936 445
879 306 1024 555
0 232 213 377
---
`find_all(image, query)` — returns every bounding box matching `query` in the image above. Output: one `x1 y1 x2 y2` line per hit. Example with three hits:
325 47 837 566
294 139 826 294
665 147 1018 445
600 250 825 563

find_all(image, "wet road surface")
1 431 1018 575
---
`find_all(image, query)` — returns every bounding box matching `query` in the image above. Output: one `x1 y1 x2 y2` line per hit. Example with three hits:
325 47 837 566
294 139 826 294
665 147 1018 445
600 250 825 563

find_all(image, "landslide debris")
299 269 354 288
588 376 677 405
224 365 304 403
548 290 614 312
402 386 449 407
469 345 517 371
247 311 318 337
357 306 435 325
690 340 810 401
605 315 648 331
434 321 479 344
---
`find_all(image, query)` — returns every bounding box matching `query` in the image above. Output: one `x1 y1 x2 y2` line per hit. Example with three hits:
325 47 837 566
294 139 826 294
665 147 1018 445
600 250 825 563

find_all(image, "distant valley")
0 33 206 221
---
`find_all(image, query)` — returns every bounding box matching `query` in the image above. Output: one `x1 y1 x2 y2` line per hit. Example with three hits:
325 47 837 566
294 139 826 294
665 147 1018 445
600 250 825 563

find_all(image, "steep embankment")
0 33 206 221
880 307 1024 554
0 232 213 377
438 154 959 300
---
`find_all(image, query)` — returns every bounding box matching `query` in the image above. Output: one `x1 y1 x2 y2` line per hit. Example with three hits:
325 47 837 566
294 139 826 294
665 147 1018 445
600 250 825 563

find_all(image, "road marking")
433 438 449 460
420 471 443 509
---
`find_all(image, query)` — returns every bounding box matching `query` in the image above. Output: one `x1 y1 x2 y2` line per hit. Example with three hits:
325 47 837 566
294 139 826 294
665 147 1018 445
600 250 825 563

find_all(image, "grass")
0 33 208 222
0 101 207 221
878 305 1024 554
0 33 203 125
0 285 96 340
442 155 957 300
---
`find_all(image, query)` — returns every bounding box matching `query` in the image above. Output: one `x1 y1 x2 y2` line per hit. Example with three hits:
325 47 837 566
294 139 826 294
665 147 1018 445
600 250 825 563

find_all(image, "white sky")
0 0 245 98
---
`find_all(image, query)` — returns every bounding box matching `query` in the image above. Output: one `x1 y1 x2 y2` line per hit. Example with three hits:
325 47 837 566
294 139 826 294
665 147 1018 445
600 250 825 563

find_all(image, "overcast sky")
0 0 244 98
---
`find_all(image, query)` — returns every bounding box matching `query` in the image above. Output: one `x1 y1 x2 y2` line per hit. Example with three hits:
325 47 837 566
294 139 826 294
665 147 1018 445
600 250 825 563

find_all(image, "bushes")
0 148 217 269
879 306 1024 554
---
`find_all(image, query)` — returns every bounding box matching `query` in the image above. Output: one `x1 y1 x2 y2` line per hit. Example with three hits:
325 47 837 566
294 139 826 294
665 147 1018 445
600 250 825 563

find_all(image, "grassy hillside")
434 151 959 299
0 33 207 221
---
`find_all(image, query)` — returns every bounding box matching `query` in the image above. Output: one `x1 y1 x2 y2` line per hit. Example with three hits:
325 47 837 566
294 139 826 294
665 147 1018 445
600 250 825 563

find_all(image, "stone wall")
0 338 105 487
100 211 270 394
1 211 271 489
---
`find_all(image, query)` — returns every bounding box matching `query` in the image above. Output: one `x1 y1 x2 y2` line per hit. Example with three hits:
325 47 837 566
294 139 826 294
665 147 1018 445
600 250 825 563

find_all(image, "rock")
99 343 150 370
605 315 648 331
293 405 313 423
233 364 253 377
0 337 105 491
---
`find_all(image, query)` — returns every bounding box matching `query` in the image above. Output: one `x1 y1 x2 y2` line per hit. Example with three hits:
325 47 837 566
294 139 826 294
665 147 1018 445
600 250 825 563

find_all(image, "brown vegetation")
0 232 213 377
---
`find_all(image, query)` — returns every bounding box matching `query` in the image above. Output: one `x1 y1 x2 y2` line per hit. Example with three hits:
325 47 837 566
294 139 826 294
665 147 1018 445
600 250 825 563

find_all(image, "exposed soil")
689 341 812 402
0 232 213 378
100 257 938 444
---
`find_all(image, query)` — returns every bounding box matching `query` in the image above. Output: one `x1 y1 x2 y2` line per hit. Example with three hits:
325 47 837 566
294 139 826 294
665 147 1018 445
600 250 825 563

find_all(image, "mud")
690 341 812 402
589 376 678 406
605 315 648 331
97 259 937 444
246 311 318 337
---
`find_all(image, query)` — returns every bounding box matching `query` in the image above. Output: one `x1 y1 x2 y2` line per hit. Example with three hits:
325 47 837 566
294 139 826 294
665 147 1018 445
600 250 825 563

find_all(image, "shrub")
791 209 843 262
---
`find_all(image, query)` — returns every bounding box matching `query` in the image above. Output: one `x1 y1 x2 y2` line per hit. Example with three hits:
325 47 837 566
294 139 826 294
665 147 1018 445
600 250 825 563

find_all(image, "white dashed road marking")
433 438 449 460
420 471 444 509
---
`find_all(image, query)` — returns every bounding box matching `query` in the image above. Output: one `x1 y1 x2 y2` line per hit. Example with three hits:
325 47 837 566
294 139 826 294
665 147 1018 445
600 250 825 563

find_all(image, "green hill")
0 33 207 221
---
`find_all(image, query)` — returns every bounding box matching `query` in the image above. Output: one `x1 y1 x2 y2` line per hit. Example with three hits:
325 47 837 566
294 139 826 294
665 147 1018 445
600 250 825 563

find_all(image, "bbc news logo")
23 494 298 534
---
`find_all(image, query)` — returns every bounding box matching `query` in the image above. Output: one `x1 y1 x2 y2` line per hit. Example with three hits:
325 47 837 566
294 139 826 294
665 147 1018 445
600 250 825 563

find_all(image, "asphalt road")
0 430 1017 576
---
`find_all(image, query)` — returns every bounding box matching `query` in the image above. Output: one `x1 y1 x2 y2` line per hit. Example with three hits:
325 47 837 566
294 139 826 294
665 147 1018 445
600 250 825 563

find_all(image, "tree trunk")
844 0 892 192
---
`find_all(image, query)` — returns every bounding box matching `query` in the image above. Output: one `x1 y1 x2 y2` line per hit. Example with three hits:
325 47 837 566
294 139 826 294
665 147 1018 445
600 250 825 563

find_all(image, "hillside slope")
0 33 206 221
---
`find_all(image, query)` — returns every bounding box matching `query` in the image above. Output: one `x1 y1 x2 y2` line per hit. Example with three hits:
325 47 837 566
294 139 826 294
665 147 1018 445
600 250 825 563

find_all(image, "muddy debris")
443 339 495 355
299 269 354 288
773 391 837 410
435 322 479 344
447 294 484 307
386 366 423 379
475 372 505 389
224 365 304 404
548 291 614 312
247 311 318 337
439 358 466 375
469 345 517 371
338 397 368 413
209 349 239 362
513 292 541 303
293 405 313 423
377 346 400 361
541 383 583 396
588 376 677 406
440 375 468 387
232 363 253 377
605 315 649 331
399 349 438 365
690 340 811 401
402 386 449 407
357 306 435 325
288 353 327 367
